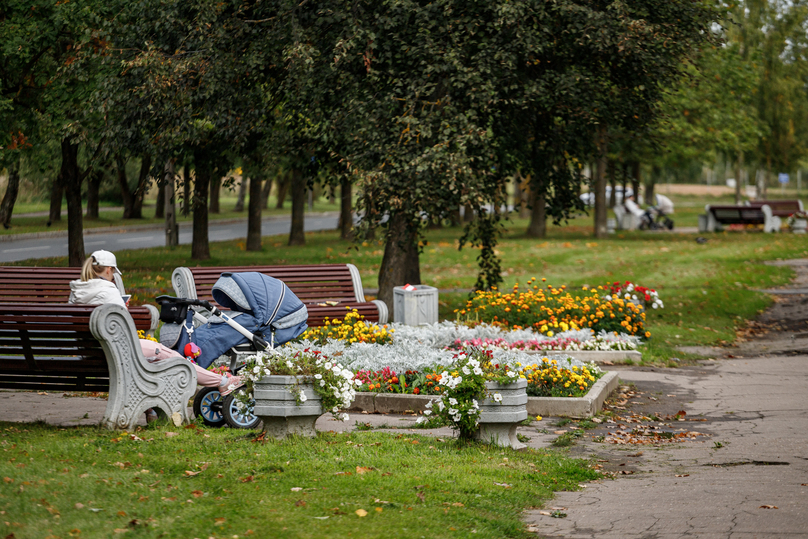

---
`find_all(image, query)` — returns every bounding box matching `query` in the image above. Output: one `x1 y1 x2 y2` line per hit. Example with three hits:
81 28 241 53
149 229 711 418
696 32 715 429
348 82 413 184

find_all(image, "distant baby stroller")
158 272 308 429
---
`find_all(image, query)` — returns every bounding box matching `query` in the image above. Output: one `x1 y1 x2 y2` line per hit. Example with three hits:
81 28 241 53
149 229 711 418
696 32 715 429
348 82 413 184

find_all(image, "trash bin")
393 285 438 325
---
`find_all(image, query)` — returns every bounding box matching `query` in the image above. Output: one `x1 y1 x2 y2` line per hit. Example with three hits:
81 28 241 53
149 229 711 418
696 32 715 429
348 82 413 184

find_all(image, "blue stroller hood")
176 272 308 368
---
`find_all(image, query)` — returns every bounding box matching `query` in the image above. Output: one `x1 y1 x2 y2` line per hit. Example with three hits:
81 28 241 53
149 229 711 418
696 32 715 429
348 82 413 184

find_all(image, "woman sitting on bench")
68 251 242 422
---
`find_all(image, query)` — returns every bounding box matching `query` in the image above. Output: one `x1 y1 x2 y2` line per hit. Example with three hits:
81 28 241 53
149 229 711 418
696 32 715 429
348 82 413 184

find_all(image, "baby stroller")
157 272 308 429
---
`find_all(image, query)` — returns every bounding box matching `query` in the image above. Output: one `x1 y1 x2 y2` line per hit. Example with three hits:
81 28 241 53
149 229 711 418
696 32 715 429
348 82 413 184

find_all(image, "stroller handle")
155 295 214 311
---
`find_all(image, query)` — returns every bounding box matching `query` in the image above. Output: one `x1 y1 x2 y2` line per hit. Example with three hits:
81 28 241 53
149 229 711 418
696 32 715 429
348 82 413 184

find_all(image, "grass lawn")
0 420 596 538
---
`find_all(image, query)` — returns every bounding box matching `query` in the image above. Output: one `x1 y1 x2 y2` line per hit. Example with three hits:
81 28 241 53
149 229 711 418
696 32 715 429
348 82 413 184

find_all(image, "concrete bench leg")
91 304 197 430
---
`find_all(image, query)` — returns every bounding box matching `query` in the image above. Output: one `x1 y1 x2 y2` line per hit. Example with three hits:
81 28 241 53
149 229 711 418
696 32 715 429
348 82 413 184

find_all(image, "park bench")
171 264 389 326
0 303 197 430
0 266 159 333
701 199 804 233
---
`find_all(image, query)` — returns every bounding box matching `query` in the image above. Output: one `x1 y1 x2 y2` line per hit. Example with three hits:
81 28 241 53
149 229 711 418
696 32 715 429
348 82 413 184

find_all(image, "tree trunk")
86 167 103 220
275 173 290 209
164 159 178 247
646 166 658 205
526 179 546 238
61 139 85 267
209 175 221 213
378 212 421 318
182 165 191 216
192 149 211 260
734 152 744 205
131 155 151 219
622 162 630 199
288 168 306 246
463 203 475 223
518 173 531 220
0 154 21 228
47 175 63 225
260 175 272 209
234 176 248 212
608 159 617 208
631 161 641 203
593 128 608 239
762 163 770 199
247 173 263 251
155 175 165 219
115 154 135 219
339 176 353 240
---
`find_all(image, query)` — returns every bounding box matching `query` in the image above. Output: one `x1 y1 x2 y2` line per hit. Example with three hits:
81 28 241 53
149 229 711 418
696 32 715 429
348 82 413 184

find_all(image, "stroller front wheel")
193 387 227 428
223 387 261 429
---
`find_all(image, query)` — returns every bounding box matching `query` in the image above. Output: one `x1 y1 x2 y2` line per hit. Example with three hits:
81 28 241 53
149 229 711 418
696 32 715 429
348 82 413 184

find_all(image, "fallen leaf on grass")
214 517 226 525
295 500 306 507
113 529 128 534
760 505 778 509
313 516 329 520
355 509 368 517
74 503 84 509
290 487 303 492
375 507 383 513
164 432 178 438
416 492 425 502
494 482 512 488
356 466 374 474
333 472 352 476
191 491 204 498
240 475 254 483
184 471 200 477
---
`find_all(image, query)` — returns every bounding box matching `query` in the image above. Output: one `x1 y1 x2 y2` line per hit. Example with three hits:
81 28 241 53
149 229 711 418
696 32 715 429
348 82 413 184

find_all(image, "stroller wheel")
193 387 227 428
223 387 261 429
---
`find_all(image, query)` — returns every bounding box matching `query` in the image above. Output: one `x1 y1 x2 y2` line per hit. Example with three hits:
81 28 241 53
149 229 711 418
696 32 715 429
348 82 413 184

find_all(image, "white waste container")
393 285 439 325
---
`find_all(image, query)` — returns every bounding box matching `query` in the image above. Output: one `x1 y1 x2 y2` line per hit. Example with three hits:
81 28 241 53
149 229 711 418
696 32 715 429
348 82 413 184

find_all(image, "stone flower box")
348 371 619 419
253 375 323 439
474 379 528 449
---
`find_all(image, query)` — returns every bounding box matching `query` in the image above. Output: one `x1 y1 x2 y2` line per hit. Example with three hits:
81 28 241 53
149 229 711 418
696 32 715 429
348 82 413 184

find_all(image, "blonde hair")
81 256 108 281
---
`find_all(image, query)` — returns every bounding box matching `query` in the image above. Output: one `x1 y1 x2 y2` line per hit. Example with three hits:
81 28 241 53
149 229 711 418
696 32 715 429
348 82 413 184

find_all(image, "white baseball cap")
91 250 122 275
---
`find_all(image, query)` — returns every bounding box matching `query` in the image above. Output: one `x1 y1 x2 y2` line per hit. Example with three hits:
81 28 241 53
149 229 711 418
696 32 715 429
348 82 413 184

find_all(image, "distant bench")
0 303 196 429
701 200 804 233
0 266 159 332
171 264 388 326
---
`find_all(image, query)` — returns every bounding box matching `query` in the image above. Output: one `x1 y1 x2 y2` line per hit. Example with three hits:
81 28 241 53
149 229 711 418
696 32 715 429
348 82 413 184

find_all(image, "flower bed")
456 278 661 337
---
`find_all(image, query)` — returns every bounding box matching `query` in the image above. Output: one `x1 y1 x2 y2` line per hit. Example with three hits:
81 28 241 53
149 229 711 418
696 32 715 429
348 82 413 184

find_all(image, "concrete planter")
526 371 619 418
253 375 322 439
474 379 528 449
790 218 807 234
525 349 642 365
348 371 619 418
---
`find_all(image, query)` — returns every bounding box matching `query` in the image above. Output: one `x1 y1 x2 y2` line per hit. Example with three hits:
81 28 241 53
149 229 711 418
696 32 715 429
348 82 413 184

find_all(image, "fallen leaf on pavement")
759 505 778 509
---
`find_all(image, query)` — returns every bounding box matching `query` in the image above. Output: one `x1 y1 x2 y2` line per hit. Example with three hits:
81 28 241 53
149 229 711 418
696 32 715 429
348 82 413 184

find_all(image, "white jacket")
68 278 126 306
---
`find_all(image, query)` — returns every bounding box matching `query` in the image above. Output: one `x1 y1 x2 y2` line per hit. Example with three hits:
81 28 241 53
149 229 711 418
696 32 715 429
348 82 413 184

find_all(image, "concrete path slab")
524 355 808 538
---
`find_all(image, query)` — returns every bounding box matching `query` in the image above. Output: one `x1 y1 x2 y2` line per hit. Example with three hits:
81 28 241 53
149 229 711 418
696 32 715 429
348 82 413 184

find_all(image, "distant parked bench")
701 200 803 233
172 264 388 325
0 303 197 429
0 266 159 332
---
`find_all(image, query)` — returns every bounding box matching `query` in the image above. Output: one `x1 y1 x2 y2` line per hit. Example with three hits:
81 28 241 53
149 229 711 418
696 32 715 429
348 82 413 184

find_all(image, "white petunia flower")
493 393 502 403
300 393 307 402
315 374 322 379
449 398 458 406
423 410 432 416
341 413 350 421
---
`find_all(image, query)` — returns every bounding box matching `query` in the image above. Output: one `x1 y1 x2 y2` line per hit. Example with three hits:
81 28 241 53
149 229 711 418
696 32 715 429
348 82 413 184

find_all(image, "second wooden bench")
171 264 388 325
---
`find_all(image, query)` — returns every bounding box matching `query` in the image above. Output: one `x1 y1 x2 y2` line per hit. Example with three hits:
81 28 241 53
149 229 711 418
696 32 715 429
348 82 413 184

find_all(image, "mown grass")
0 421 597 538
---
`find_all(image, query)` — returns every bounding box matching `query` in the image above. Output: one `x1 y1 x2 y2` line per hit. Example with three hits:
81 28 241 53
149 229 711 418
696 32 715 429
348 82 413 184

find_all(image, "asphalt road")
0 213 339 263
